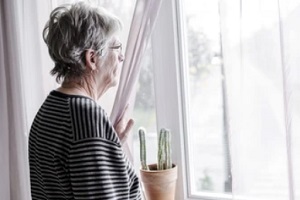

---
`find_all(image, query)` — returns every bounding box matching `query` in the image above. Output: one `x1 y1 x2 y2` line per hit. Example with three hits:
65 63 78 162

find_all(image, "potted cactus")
138 128 178 200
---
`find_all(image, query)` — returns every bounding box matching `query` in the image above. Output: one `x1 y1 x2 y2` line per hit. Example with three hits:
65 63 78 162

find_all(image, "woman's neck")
58 79 98 100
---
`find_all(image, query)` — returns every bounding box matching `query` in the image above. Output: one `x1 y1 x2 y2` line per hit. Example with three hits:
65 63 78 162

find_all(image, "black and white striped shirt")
29 90 141 200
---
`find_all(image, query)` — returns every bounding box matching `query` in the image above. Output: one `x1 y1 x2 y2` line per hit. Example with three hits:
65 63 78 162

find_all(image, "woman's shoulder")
50 90 104 112
49 90 119 143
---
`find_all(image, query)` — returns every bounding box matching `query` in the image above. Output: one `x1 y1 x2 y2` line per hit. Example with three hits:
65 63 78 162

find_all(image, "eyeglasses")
109 43 122 53
98 43 123 56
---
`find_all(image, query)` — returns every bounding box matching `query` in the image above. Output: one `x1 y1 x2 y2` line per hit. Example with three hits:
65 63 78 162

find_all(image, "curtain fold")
0 0 53 199
277 1 295 199
0 0 31 199
110 0 162 162
277 0 300 199
0 2 11 199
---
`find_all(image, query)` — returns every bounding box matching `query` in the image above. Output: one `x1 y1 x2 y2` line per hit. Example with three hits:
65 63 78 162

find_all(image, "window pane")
132 44 158 173
183 0 231 195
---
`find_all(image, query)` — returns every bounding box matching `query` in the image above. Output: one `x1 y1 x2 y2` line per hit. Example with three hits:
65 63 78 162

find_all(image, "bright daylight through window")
132 44 158 173
182 0 231 196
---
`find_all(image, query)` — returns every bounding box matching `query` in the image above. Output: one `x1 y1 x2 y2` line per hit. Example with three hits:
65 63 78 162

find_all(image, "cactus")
157 128 165 170
139 128 149 170
158 128 172 170
165 129 172 169
139 127 172 171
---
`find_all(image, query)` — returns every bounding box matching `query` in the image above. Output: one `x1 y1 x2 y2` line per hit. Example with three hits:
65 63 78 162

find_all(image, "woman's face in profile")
96 36 124 89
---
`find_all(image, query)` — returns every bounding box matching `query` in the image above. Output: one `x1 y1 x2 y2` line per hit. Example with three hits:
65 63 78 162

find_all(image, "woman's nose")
118 53 124 62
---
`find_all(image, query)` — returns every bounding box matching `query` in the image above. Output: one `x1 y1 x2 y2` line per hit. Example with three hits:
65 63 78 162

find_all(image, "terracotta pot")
140 164 178 200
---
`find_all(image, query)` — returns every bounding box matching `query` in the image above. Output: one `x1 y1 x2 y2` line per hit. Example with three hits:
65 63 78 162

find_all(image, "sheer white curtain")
220 0 299 199
1 0 72 199
110 0 162 162
0 1 27 198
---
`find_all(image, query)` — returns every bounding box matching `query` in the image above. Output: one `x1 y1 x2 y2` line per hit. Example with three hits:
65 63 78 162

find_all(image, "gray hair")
43 2 122 82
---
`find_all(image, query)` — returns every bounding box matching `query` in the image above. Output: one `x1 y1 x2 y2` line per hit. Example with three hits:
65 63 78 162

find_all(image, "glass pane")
183 0 231 195
132 44 158 173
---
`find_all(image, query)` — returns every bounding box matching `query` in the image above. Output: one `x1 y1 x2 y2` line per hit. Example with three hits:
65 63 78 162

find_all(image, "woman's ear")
85 49 97 71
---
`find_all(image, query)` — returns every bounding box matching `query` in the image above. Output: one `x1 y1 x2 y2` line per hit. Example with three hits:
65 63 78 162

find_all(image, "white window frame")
151 0 233 199
151 0 188 199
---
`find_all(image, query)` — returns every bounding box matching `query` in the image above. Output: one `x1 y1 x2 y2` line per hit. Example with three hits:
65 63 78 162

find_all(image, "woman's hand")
114 105 134 144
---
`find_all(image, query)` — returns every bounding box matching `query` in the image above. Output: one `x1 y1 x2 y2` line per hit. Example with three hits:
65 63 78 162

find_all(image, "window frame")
150 0 187 199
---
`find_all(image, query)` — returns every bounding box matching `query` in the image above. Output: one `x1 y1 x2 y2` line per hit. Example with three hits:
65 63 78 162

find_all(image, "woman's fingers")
114 104 135 143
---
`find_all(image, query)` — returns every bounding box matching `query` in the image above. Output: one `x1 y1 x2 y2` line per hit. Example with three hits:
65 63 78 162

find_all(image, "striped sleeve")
68 138 139 199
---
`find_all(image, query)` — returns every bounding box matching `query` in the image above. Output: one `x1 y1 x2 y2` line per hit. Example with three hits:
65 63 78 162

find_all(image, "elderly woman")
28 2 141 200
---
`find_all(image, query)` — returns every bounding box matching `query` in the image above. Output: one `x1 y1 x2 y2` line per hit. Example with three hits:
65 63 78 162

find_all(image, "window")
146 0 233 198
132 44 158 173
183 0 232 196
148 0 298 200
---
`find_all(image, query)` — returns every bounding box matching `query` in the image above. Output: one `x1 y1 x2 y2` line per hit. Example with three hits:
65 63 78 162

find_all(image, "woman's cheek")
107 57 119 82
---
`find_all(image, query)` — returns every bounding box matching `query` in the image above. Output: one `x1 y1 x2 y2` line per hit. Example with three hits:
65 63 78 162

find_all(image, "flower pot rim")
140 163 177 173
